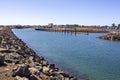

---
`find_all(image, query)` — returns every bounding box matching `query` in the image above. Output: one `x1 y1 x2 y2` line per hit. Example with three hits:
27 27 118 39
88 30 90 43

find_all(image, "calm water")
13 29 120 80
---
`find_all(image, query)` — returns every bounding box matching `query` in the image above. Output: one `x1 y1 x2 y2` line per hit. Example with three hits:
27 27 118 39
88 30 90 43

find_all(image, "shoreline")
0 27 85 80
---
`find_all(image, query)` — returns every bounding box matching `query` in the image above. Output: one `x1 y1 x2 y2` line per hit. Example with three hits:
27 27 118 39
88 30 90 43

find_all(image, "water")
13 28 120 80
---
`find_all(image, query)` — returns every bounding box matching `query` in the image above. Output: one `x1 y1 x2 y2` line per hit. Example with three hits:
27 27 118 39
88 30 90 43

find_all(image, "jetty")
0 26 79 80
99 32 120 41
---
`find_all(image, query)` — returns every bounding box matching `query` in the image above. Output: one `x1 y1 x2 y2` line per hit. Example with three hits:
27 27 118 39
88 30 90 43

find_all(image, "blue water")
13 29 120 80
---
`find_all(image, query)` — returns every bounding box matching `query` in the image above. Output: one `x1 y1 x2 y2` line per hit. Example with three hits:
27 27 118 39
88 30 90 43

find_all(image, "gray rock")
35 65 42 71
50 74 63 80
12 64 31 77
65 77 70 80
29 67 41 76
99 32 120 41
29 75 38 80
0 53 5 64
5 52 23 64
41 60 48 66
33 56 44 63
0 48 10 53
15 76 29 80
60 72 70 77
49 64 55 69
42 66 50 75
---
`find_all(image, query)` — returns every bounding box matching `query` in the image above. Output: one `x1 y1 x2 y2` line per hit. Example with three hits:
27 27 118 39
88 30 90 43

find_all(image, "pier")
34 27 108 33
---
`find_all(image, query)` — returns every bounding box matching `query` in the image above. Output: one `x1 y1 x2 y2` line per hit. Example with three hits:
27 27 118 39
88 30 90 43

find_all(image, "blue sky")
0 0 120 26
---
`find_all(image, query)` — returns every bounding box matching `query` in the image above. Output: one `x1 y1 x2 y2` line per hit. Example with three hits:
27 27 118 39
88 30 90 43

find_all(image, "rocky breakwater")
99 32 120 41
0 27 78 80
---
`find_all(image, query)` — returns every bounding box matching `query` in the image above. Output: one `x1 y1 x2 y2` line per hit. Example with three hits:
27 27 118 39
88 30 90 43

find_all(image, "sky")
0 0 120 26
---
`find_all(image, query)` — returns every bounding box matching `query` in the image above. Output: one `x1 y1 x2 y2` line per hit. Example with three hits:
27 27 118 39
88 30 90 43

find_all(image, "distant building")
57 25 65 28
118 24 120 28
117 24 120 30
48 23 53 28
110 23 116 30
112 23 115 27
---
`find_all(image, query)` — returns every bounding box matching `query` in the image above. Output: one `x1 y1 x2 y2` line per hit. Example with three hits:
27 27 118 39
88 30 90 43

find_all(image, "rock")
99 32 120 41
0 48 8 52
64 77 70 80
35 65 42 71
29 67 41 76
50 75 61 80
33 56 44 63
42 66 50 75
12 65 31 77
39 73 51 80
28 56 36 67
0 53 5 64
0 36 2 44
34 62 41 66
49 64 55 69
5 52 23 64
60 72 70 77
41 60 48 66
29 56 34 61
70 77 77 80
16 50 27 58
29 67 38 73
29 75 38 80
15 76 29 80
50 74 63 80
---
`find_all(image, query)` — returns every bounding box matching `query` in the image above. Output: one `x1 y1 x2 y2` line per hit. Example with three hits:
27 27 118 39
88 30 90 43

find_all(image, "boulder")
99 32 120 41
60 72 70 77
34 62 41 66
0 48 9 53
41 60 48 66
29 75 38 80
12 64 31 77
64 77 70 80
29 67 41 76
33 55 44 63
42 66 50 75
15 76 29 80
39 73 51 80
0 36 2 44
49 64 55 69
0 53 5 64
34 63 42 71
5 52 23 63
